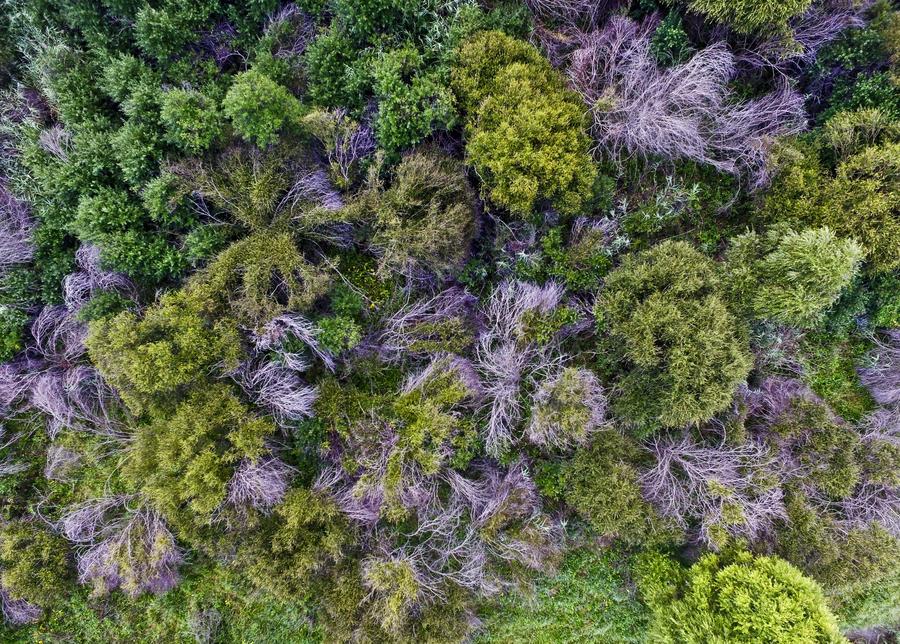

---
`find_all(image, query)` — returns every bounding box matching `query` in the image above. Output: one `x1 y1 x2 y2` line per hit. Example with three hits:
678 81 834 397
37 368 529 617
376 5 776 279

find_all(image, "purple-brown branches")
253 313 335 372
264 3 318 60
641 432 787 547
59 496 183 597
859 330 900 407
63 245 136 313
567 16 806 188
234 359 317 426
475 281 568 456
0 588 41 626
226 457 294 513
0 179 34 273
734 0 867 73
379 287 477 361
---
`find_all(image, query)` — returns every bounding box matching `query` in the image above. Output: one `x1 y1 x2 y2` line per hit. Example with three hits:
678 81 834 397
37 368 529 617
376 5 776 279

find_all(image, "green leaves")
222 70 303 148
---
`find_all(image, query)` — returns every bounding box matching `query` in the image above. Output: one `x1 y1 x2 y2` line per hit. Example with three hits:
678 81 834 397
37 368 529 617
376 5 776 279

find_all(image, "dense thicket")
0 0 898 642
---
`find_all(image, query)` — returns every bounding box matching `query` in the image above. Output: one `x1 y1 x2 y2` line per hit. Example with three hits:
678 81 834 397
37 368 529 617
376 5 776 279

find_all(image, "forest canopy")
0 0 898 642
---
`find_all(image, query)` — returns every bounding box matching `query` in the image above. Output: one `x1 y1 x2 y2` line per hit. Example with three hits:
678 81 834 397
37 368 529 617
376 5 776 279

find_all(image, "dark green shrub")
372 45 456 156
222 70 303 148
304 27 371 113
159 88 224 154
0 306 29 362
650 12 695 66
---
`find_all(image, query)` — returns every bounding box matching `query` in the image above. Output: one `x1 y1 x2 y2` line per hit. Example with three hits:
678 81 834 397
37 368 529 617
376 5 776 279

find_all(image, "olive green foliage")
517 226 612 292
451 31 597 217
372 45 456 156
823 108 899 160
0 306 28 362
770 400 863 499
597 241 752 429
0 521 69 608
477 548 650 644
677 0 813 35
128 384 275 528
159 88 224 154
636 549 846 643
563 432 677 546
775 489 900 604
357 148 476 279
724 226 864 328
765 141 900 273
222 71 303 148
195 232 330 327
86 288 243 415
244 488 353 600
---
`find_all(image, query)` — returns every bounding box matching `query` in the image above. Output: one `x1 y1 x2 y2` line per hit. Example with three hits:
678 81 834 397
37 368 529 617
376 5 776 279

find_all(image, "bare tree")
59 496 183 597
567 15 806 188
641 432 787 547
859 330 900 407
226 456 294 513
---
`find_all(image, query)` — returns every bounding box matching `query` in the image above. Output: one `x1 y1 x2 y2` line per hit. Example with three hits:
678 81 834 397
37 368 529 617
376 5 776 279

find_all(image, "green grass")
476 548 649 644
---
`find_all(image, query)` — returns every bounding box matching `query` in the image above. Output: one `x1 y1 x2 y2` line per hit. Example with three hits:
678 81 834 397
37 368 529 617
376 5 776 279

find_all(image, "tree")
127 384 275 531
596 240 752 429
765 141 900 273
159 87 224 154
222 70 303 148
635 549 846 643
0 521 69 612
724 226 863 328
452 31 596 217
354 148 476 280
86 288 243 415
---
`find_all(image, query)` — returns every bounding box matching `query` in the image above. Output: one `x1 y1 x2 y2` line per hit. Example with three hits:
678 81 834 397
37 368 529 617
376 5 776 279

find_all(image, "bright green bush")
677 0 813 35
766 141 900 273
636 549 846 643
222 70 303 148
724 226 864 328
452 31 596 218
0 521 69 608
159 87 224 154
597 240 752 429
